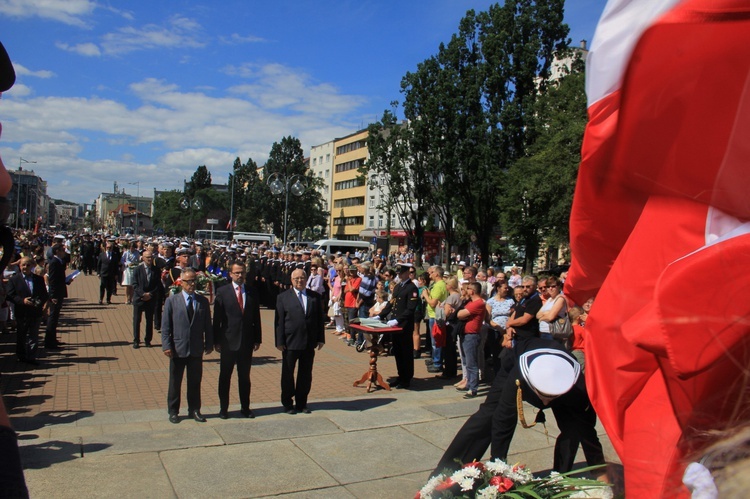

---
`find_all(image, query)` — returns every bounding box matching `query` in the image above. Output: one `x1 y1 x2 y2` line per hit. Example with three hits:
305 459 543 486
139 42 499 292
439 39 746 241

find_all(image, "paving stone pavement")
1 272 620 497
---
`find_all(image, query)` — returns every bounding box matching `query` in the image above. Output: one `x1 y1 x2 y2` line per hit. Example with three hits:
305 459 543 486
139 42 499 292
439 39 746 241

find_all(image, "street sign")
207 218 219 225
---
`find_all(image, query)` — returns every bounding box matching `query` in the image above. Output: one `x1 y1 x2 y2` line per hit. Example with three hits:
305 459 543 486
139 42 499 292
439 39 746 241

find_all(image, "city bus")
232 232 276 245
195 229 230 241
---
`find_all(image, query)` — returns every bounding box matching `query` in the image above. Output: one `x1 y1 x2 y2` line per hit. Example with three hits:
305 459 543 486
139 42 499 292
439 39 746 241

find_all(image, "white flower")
484 459 533 484
475 485 500 499
569 485 614 499
418 474 446 499
450 466 482 491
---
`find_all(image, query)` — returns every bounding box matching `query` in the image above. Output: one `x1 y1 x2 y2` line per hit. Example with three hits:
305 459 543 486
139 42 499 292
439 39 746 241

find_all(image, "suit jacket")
47 256 67 300
133 263 163 305
6 272 49 318
274 288 325 351
161 291 213 357
97 251 119 277
379 278 419 330
213 282 262 351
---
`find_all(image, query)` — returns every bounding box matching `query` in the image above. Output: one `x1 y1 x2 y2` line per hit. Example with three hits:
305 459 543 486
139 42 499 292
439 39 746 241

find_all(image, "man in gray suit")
275 268 325 414
161 268 213 423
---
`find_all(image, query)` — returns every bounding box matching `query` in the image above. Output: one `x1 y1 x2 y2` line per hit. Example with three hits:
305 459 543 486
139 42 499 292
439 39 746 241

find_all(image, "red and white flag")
565 0 750 496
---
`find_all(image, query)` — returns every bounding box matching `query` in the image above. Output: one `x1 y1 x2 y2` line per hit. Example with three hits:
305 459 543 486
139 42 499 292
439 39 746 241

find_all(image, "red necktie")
236 285 243 313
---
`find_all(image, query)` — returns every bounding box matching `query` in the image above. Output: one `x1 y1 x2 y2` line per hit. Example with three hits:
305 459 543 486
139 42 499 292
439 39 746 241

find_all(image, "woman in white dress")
120 242 140 305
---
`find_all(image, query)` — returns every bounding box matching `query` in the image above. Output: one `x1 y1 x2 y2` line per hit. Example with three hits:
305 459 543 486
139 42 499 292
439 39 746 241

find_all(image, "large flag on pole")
565 0 750 496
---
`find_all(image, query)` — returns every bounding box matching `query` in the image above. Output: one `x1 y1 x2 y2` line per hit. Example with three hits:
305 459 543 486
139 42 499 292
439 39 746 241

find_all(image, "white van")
313 239 371 256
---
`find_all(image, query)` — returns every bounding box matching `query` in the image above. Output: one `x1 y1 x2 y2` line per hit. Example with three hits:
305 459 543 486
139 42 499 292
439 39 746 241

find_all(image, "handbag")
549 314 573 340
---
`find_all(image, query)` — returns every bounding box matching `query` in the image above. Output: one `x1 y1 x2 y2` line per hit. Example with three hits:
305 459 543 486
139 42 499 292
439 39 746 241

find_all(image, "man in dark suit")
275 268 325 414
46 243 68 350
6 256 49 364
213 261 262 419
161 268 213 423
378 263 419 389
97 240 119 304
132 251 162 349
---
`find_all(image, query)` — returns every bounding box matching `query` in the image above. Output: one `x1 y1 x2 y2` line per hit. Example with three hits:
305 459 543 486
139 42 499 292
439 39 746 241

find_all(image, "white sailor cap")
519 348 580 398
180 241 190 248
195 241 203 246
176 247 190 255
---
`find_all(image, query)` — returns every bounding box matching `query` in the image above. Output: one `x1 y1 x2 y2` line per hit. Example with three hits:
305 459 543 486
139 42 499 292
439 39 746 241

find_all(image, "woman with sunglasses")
536 276 567 342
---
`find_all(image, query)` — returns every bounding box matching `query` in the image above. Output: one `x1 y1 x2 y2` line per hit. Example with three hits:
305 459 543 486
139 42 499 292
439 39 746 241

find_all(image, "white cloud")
0 0 96 28
0 66 368 202
99 15 206 55
4 83 31 97
56 42 101 57
221 33 267 45
13 64 55 79
225 63 367 116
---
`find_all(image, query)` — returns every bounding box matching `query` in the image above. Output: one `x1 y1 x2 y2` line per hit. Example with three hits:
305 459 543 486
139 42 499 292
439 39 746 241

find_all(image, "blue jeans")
461 333 481 393
428 318 441 368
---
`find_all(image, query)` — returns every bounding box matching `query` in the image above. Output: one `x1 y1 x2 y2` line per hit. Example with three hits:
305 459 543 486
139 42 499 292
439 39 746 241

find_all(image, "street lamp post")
267 172 306 248
128 181 140 235
179 196 203 236
16 157 36 230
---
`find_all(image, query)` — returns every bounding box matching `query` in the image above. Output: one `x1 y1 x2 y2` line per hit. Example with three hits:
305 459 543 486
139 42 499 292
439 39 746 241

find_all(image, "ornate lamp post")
180 196 203 236
267 172 306 248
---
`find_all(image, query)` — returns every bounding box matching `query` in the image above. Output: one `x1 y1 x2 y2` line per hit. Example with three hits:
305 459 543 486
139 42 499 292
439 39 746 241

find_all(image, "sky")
0 0 603 204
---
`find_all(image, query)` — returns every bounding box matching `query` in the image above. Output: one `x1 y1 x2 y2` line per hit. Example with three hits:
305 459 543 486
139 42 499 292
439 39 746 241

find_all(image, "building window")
319 156 323 165
324 169 329 178
334 159 362 173
326 153 331 162
335 140 365 155
378 215 383 228
334 177 366 191
369 196 375 208
333 216 364 226
333 196 365 208
369 216 374 228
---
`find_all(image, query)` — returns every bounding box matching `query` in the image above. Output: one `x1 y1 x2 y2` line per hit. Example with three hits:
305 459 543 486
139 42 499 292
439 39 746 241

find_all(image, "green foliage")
230 156 264 232
398 0 571 267
186 165 212 198
499 56 586 270
258 136 328 243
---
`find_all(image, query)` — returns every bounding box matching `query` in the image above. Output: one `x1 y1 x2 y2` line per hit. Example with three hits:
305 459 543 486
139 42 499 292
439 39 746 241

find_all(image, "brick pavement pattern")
0 272 445 416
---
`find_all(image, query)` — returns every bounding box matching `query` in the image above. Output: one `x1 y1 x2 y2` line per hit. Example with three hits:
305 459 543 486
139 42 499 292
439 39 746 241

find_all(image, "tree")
400 0 570 267
499 56 587 270
258 136 328 244
186 165 212 198
229 156 264 232
364 107 435 266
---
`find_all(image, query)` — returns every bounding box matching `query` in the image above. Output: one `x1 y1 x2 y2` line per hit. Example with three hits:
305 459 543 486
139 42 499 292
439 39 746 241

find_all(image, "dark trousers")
133 301 155 344
16 314 42 360
99 275 116 302
45 298 64 346
280 348 315 410
154 295 164 330
392 325 415 385
218 346 253 412
167 355 203 415
442 324 458 377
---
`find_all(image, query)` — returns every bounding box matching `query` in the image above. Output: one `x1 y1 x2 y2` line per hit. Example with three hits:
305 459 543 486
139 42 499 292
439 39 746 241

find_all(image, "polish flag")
565 0 750 496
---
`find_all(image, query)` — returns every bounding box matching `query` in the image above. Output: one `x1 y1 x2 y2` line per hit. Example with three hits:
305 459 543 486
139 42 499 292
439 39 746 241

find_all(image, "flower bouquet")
417 459 612 499
168 271 227 303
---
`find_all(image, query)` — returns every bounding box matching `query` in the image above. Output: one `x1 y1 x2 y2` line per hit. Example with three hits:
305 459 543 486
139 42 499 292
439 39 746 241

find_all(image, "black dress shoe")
241 409 255 418
98 300 103 305
169 414 179 424
189 411 206 422
219 411 229 419
133 342 140 349
427 366 443 373
144 343 152 348
389 380 410 389
297 407 311 414
284 408 297 415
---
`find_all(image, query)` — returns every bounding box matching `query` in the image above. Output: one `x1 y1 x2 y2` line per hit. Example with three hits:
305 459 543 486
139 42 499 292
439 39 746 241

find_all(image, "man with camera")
7 256 49 365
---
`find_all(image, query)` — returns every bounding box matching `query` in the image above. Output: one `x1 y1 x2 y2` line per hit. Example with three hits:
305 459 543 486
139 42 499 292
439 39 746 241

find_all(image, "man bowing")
275 269 324 414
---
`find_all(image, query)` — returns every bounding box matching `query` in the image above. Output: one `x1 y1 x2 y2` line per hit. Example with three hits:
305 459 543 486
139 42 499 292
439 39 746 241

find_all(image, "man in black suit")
45 243 68 350
97 240 119 304
378 263 419 389
213 261 262 419
6 256 49 364
161 268 213 423
275 268 325 414
132 251 162 349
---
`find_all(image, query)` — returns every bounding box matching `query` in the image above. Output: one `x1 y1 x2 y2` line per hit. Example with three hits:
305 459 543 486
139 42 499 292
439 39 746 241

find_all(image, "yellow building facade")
330 130 368 240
